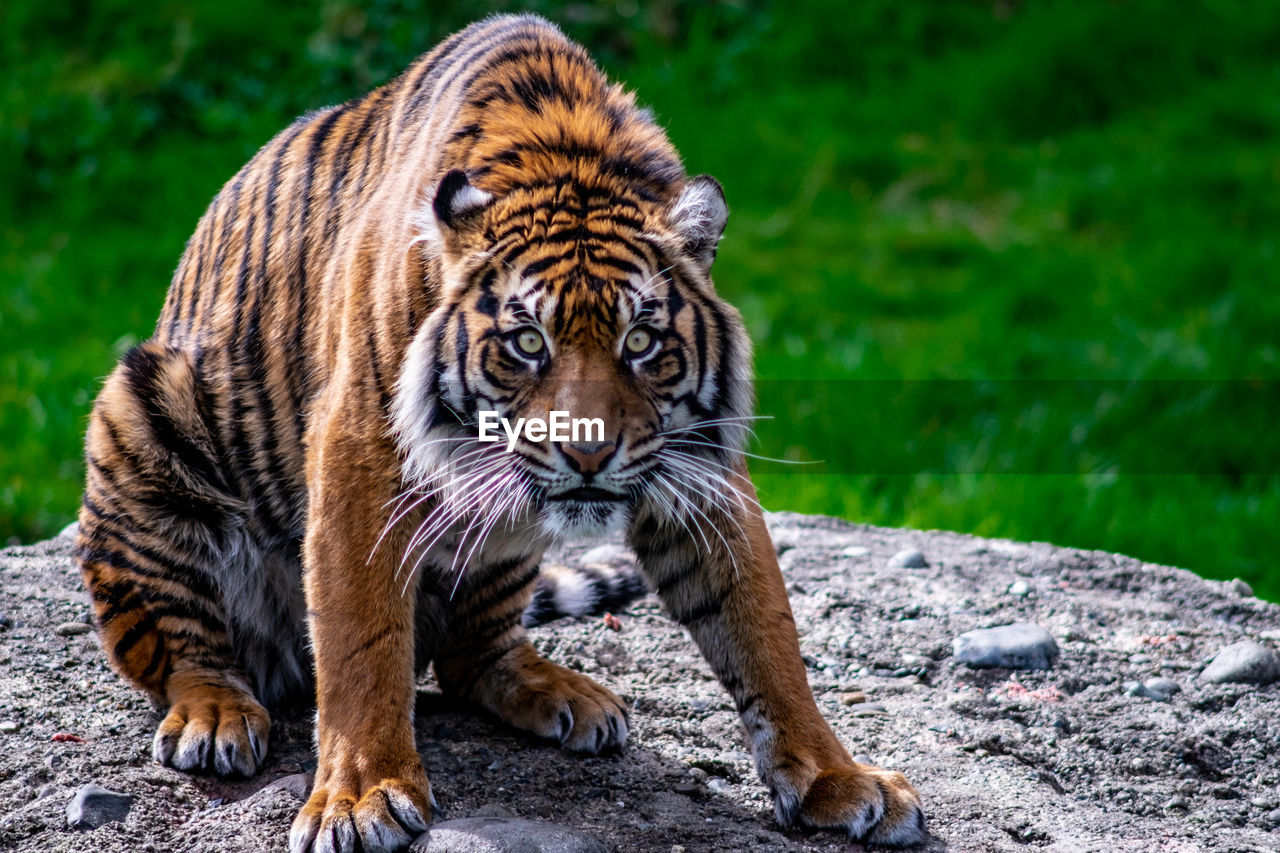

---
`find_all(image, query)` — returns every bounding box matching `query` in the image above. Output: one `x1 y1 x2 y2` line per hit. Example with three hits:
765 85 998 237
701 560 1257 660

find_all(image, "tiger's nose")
559 440 617 474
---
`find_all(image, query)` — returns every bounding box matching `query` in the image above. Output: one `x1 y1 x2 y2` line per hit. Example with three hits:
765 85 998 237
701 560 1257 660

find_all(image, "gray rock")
1200 641 1280 685
410 817 608 853
1144 677 1182 698
888 548 928 568
251 773 311 801
1124 681 1166 701
0 613 10 630
0 720 18 734
1229 578 1253 598
58 521 80 540
1007 580 1030 597
54 621 91 637
67 784 133 829
706 778 732 795
952 623 1059 670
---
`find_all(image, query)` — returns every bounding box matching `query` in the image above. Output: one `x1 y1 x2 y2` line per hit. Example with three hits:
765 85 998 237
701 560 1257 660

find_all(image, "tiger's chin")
539 493 633 542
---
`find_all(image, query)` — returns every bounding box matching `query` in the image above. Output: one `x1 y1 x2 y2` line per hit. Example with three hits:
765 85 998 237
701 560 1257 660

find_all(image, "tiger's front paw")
775 760 926 848
288 757 432 853
153 681 270 777
448 643 629 754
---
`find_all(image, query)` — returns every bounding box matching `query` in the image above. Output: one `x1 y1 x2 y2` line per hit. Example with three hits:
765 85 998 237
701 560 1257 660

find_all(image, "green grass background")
3 1 1278 598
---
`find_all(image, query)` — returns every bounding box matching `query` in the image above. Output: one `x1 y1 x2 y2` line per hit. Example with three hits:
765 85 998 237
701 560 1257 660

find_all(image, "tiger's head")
392 169 753 544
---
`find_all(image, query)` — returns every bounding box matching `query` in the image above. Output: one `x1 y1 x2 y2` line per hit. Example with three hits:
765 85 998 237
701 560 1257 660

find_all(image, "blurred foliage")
2 0 1278 598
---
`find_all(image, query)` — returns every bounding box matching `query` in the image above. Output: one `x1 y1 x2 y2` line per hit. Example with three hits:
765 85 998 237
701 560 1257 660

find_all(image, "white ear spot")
669 175 728 269
432 169 495 230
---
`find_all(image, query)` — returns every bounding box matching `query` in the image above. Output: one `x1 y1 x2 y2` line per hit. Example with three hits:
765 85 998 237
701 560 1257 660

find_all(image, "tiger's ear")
433 169 495 232
667 175 728 270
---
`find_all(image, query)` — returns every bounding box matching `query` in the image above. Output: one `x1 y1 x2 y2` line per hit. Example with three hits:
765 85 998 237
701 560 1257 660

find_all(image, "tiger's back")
77 15 926 852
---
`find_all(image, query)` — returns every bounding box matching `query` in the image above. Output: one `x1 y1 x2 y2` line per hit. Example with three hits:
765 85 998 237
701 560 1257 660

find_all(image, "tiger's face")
393 171 753 542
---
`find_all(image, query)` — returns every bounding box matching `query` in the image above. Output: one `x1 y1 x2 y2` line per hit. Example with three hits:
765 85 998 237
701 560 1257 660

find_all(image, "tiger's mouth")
547 486 627 503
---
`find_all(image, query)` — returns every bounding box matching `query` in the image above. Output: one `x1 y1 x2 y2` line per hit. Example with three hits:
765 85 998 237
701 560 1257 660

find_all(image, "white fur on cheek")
390 321 446 487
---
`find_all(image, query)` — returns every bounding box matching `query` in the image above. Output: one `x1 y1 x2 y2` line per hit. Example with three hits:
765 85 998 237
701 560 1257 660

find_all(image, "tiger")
74 13 926 851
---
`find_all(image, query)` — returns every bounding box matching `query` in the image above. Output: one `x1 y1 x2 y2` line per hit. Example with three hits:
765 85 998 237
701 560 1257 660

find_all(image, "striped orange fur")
76 15 925 851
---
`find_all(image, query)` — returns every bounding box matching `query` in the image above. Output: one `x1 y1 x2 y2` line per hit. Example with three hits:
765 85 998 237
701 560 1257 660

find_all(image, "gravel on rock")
3 514 1280 852
952 622 1060 670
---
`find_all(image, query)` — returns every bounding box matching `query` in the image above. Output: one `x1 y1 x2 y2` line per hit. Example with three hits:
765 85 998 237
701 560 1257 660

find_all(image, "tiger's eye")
516 329 545 355
625 327 653 355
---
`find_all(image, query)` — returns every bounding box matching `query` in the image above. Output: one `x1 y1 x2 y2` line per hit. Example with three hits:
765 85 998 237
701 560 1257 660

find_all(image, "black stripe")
654 562 698 597
455 561 537 622
111 613 159 660
119 348 222 487
288 105 350 442
675 596 723 625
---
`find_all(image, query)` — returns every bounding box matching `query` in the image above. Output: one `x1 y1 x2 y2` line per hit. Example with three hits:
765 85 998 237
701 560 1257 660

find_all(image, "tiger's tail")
523 558 649 627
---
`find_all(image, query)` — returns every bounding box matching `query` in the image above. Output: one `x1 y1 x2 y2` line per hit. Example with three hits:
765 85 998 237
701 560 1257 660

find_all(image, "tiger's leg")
629 470 926 847
434 555 629 754
76 343 270 777
289 419 432 853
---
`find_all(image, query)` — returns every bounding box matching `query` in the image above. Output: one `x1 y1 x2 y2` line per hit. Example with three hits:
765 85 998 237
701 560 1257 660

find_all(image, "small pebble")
0 613 10 630
1123 681 1166 701
851 753 875 765
58 521 80 540
847 702 888 716
1008 580 1030 597
839 691 867 706
1200 641 1280 685
953 623 1059 670
841 545 870 558
888 549 928 569
0 721 18 734
1143 677 1180 699
55 622 92 637
1229 578 1253 598
1267 808 1280 827
66 784 133 830
706 778 732 795
1251 797 1276 810
1163 797 1189 811
688 767 708 783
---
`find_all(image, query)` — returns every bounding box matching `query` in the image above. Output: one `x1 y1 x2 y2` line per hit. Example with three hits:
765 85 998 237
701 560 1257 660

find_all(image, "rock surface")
1 512 1279 852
